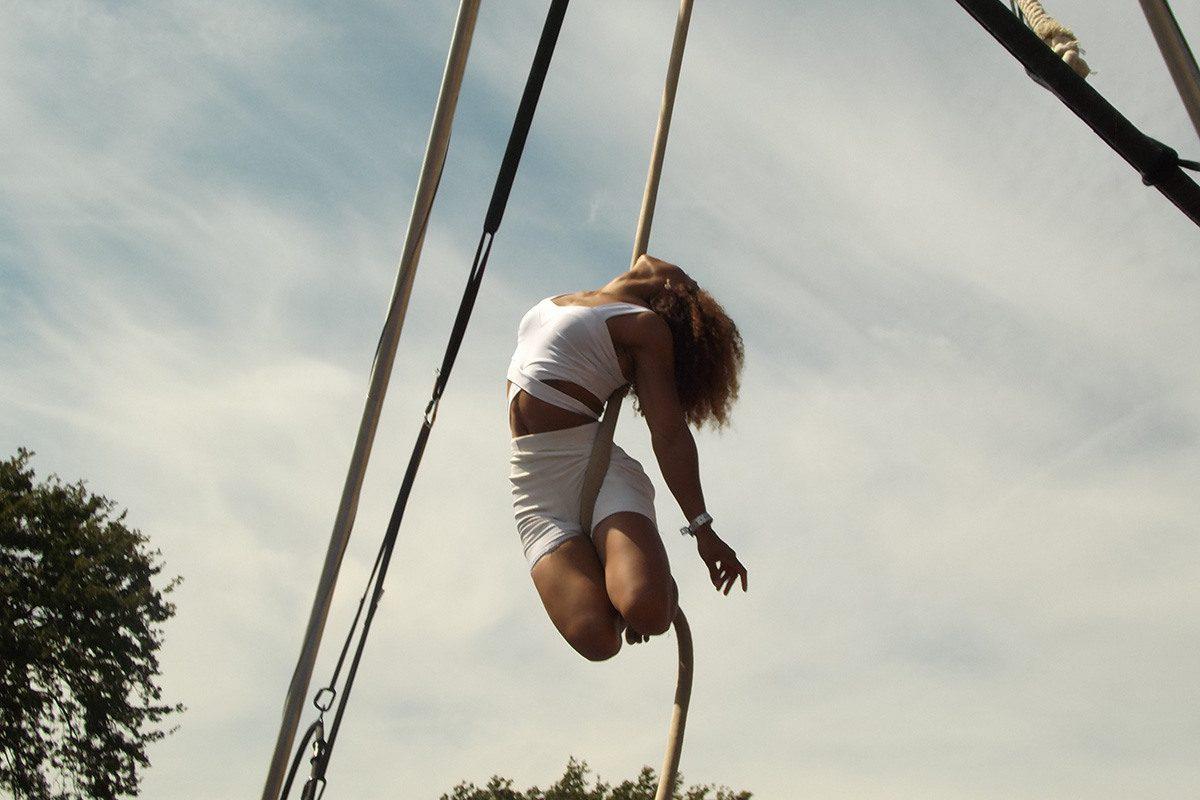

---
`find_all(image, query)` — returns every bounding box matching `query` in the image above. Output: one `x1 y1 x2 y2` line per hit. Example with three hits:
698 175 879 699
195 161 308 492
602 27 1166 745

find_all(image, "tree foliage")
440 757 751 800
0 449 183 800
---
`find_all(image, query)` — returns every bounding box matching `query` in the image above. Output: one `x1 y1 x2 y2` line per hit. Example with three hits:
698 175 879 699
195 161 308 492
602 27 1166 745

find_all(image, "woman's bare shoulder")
552 289 648 308
607 306 669 350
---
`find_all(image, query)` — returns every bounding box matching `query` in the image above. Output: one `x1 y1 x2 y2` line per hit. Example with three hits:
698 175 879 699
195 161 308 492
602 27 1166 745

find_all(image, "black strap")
485 3 568 234
957 0 1200 227
1140 140 1200 186
280 3 571 798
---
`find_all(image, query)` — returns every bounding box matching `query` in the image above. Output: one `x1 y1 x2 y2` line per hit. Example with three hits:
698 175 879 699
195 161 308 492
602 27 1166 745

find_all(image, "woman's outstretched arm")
628 313 748 594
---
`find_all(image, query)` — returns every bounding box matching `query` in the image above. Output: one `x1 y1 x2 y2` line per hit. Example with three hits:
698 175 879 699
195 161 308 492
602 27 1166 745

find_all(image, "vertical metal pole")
631 0 695 266
1137 0 1200 141
260 3 481 798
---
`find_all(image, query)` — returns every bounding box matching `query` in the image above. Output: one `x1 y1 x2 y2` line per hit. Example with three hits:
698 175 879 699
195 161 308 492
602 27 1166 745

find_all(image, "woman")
507 253 748 661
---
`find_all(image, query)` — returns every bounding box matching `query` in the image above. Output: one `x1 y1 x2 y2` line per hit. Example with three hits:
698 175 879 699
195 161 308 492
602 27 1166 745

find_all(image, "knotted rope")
1014 0 1091 77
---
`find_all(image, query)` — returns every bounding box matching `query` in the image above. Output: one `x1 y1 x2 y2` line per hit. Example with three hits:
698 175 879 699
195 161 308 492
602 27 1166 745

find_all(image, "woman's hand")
694 528 748 595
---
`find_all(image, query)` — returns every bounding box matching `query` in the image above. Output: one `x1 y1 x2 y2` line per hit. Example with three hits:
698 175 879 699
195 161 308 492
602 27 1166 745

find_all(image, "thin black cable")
310 535 387 708
279 2 571 797
278 719 322 800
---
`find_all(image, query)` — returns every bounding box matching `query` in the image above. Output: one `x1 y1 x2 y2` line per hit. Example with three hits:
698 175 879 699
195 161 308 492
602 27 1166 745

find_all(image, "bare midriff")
507 379 603 438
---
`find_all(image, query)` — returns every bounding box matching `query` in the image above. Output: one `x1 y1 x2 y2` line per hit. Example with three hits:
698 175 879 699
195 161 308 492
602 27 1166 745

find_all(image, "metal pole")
1138 0 1200 141
631 0 695 265
260 3 481 797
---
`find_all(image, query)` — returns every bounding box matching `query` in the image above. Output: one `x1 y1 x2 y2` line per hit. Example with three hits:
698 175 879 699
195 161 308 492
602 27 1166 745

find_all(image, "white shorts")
509 421 657 569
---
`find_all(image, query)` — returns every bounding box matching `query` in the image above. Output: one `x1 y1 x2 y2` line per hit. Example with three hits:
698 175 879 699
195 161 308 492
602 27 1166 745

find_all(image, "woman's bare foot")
616 616 651 645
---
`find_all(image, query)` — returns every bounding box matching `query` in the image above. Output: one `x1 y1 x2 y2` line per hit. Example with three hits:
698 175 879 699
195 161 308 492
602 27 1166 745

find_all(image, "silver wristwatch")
680 511 713 537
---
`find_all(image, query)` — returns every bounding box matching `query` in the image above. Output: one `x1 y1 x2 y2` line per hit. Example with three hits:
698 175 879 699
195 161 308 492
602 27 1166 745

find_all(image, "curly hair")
633 279 745 429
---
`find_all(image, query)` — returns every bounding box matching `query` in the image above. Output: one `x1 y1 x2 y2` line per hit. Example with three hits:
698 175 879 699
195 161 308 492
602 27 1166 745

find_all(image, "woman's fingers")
699 538 748 594
715 559 731 594
718 558 747 595
723 565 739 595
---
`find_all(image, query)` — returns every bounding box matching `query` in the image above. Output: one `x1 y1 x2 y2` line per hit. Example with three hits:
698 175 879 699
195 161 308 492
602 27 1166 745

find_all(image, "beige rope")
1015 0 1091 77
579 2 695 799
578 385 694 800
654 610 694 800
578 386 627 533
631 0 695 265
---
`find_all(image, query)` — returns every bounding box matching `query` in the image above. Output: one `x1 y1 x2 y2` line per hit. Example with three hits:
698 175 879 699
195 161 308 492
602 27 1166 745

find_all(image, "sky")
3 1 1199 798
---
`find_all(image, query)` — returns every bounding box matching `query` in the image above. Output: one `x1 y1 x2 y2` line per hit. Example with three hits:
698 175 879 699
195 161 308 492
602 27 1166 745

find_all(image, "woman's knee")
563 613 622 662
615 582 676 636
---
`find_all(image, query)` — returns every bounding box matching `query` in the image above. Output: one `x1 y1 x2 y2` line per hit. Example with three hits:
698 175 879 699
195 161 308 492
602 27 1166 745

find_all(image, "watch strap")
680 511 713 537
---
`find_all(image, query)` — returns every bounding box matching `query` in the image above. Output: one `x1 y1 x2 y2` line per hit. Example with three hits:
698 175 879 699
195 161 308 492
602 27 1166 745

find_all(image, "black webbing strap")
957 0 1200 228
279 3 570 798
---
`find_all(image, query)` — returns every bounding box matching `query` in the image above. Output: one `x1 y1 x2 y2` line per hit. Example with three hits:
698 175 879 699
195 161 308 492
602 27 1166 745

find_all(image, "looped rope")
578 389 694 800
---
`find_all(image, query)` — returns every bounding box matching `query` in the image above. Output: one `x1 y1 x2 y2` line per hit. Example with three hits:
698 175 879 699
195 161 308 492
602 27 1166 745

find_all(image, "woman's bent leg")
531 535 623 662
594 512 677 637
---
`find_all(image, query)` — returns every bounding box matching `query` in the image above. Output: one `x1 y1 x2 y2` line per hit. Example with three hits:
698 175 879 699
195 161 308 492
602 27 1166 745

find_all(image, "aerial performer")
506 253 749 660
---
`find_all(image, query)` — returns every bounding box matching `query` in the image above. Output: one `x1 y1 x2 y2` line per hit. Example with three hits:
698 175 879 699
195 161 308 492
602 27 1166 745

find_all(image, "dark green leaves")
439 757 751 800
1 449 183 800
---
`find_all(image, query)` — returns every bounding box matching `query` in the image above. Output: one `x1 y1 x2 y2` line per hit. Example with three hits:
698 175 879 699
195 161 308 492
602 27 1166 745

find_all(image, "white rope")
1015 0 1091 77
631 0 695 265
580 2 695 798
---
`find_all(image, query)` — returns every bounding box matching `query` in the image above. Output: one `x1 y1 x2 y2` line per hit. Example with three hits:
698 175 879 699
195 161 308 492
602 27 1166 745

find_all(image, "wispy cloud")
3 1 1199 798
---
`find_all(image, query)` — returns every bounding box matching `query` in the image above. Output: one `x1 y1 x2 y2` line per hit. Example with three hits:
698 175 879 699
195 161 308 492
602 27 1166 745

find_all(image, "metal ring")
312 687 336 713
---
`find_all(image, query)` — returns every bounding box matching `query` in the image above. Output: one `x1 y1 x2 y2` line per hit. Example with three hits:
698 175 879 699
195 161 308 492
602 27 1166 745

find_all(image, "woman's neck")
598 272 657 303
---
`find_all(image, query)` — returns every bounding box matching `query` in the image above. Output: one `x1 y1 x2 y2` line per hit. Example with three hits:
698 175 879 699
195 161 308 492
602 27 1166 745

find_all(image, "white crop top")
506 296 651 420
